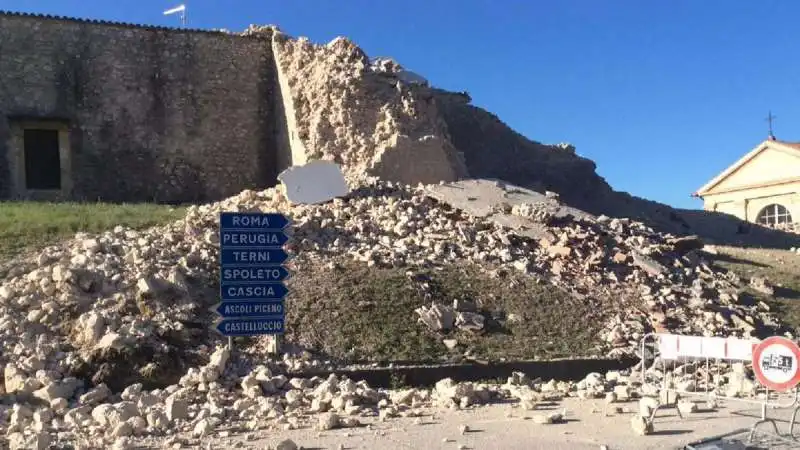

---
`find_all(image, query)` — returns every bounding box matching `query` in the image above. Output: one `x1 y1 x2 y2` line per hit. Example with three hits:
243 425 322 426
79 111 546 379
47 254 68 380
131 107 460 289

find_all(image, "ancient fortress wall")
0 12 279 203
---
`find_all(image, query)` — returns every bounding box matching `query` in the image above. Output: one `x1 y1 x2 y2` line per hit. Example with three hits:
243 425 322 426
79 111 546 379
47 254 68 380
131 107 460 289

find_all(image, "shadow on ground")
707 252 770 268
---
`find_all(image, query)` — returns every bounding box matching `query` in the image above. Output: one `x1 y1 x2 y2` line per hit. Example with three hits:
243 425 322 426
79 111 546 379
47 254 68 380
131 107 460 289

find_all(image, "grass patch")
286 258 605 364
710 246 800 333
0 201 185 262
430 265 604 360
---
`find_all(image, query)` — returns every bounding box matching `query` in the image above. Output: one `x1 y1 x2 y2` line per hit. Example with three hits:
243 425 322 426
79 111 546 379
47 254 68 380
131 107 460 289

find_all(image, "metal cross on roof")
766 111 777 139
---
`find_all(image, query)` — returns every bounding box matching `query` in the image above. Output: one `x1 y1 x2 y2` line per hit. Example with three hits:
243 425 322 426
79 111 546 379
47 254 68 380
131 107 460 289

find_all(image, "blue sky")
3 1 798 209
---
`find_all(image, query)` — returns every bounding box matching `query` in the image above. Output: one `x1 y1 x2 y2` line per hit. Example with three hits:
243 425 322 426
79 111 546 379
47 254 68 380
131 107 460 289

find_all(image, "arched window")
756 204 793 227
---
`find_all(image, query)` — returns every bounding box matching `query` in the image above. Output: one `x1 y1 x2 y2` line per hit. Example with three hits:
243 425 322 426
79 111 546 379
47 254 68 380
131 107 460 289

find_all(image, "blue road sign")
220 212 290 230
220 266 291 283
220 230 289 248
220 282 288 301
218 212 291 338
216 317 284 336
220 248 290 265
215 301 284 318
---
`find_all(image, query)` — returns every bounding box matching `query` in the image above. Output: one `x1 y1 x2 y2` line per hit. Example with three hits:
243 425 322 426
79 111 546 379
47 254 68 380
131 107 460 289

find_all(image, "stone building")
0 11 282 203
694 136 800 231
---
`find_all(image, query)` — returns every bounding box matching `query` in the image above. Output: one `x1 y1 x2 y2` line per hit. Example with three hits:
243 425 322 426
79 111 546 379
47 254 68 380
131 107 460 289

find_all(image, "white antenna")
163 4 187 27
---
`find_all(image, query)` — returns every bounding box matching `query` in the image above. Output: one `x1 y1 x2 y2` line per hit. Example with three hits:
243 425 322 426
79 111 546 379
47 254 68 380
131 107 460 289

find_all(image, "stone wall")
0 12 278 203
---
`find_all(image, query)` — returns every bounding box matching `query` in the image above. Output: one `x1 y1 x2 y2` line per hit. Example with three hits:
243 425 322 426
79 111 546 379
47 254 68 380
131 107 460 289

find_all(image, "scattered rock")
318 412 341 430
750 277 775 296
415 303 455 331
631 415 653 436
677 400 698 414
276 439 299 450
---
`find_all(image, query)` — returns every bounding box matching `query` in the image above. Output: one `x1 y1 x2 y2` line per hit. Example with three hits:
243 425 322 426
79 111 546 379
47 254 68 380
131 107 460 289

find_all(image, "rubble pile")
0 177 788 447
4 351 509 449
252 25 468 187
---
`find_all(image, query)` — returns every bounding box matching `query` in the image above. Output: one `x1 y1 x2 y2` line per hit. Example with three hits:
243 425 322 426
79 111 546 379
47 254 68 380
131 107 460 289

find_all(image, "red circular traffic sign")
752 336 800 392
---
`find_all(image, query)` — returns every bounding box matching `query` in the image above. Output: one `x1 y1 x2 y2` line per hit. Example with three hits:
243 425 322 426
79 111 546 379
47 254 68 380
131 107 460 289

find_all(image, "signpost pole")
268 335 281 355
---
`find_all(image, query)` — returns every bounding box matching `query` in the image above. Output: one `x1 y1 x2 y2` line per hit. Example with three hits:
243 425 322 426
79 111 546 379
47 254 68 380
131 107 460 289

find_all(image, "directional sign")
217 212 291 338
220 230 289 248
214 301 284 318
220 266 291 283
219 212 290 230
220 282 288 301
216 317 285 336
220 248 290 265
753 336 800 392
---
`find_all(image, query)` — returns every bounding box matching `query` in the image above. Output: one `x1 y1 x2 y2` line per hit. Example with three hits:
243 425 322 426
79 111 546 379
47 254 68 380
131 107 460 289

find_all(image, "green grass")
0 201 186 262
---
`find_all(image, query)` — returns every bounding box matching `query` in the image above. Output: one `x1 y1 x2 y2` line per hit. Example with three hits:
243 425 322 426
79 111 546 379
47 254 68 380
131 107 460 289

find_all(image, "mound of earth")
0 176 790 448
288 258 604 363
0 178 783 396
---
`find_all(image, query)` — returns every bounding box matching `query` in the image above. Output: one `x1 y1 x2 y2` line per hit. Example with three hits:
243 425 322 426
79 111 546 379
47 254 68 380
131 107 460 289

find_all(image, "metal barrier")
639 332 800 442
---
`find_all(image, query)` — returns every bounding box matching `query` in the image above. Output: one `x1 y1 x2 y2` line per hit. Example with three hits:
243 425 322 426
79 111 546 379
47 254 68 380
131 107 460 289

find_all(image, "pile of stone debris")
3 353 767 449
0 177 787 448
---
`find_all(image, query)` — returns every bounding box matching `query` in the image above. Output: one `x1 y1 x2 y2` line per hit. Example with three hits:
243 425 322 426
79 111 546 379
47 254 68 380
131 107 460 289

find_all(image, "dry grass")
285 258 606 364
710 246 800 332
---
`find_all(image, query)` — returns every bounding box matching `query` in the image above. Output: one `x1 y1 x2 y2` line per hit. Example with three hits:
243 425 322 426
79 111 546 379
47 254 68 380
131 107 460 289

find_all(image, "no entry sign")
752 336 800 392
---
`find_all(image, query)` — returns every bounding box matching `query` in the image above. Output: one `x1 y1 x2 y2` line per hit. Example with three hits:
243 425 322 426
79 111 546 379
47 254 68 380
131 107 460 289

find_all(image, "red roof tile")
777 141 800 151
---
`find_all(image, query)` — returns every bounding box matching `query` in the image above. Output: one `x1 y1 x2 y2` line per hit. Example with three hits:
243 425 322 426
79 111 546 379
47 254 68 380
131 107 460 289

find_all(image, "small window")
756 204 793 227
23 128 61 190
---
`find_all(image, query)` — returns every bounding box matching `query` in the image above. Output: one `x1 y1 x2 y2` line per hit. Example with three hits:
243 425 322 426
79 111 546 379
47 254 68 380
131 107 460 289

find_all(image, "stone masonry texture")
0 12 278 203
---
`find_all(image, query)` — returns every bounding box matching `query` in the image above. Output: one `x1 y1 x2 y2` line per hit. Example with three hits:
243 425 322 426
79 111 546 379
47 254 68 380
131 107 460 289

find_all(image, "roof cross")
766 111 777 140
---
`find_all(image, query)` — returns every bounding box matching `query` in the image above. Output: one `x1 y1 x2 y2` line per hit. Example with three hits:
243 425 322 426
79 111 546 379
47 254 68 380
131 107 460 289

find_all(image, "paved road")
199 397 800 450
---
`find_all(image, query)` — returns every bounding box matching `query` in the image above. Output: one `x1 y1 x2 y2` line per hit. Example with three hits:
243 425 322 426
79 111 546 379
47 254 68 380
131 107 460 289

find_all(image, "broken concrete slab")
278 160 350 205
424 179 594 240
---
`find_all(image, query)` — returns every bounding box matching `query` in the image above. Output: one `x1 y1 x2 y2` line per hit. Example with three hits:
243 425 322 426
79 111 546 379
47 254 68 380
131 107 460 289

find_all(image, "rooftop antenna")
163 4 187 27
766 111 777 140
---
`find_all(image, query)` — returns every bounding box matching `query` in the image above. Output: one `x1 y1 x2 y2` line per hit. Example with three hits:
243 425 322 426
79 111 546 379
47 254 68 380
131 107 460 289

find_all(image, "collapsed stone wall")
432 90 615 212
0 13 279 203
252 25 616 207
258 27 800 247
257 28 674 235
263 27 468 186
